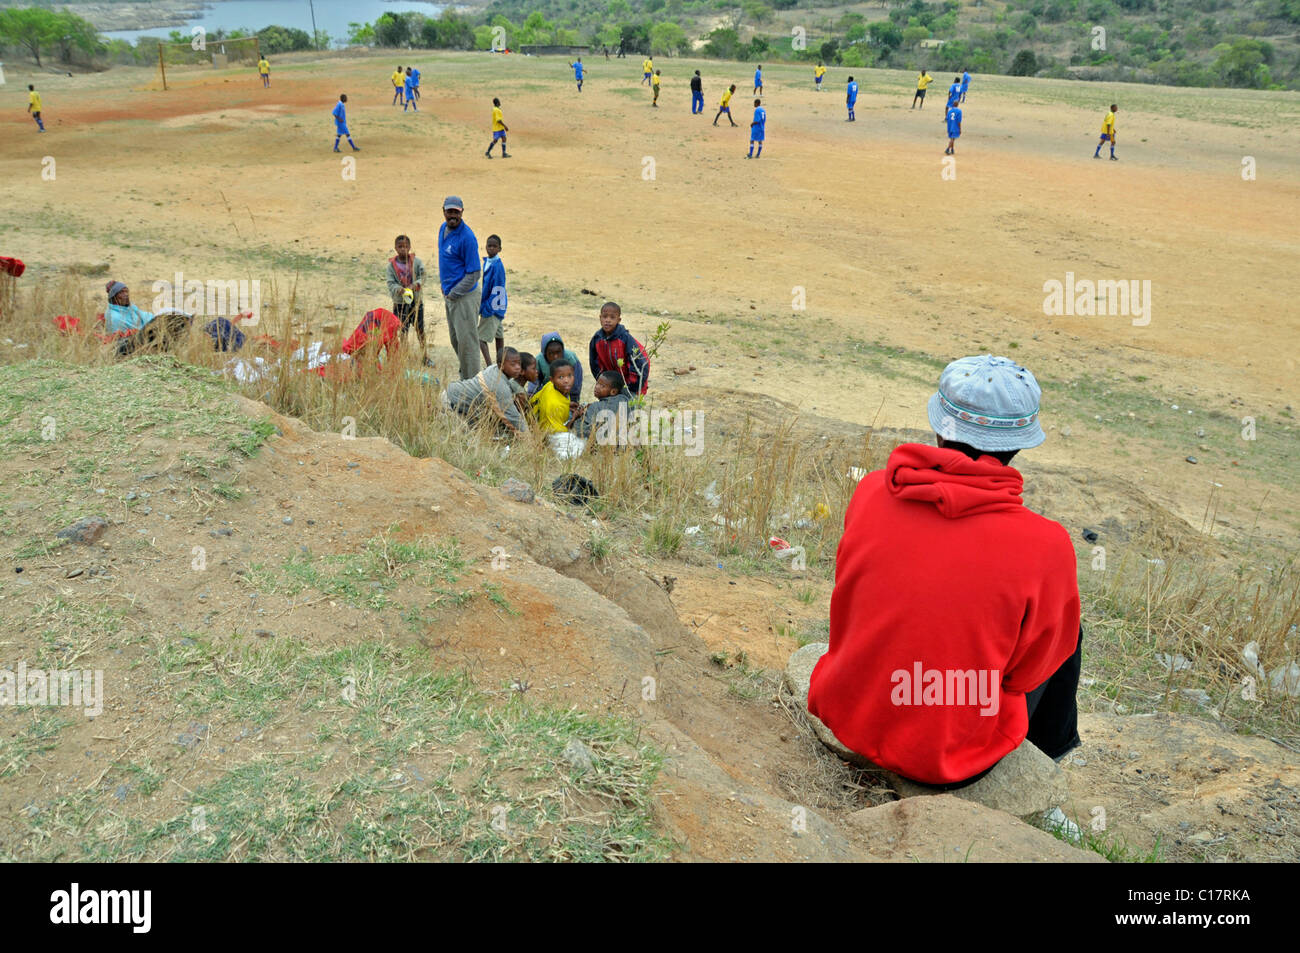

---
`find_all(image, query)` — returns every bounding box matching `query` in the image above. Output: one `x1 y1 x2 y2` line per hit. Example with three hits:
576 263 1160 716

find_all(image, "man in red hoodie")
808 355 1082 787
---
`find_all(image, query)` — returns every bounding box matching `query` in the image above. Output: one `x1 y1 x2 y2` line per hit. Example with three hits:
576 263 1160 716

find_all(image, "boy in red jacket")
588 302 649 396
808 355 1082 787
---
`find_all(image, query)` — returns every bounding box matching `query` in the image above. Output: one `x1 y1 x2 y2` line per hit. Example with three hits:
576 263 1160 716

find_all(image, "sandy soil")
3 52 1297 544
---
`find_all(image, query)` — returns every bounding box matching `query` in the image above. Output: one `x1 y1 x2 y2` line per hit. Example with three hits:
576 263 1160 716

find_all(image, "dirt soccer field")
3 50 1299 541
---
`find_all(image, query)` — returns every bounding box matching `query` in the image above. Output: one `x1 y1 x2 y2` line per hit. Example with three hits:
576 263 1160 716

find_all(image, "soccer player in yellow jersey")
486 97 510 158
27 85 44 132
814 62 827 91
912 69 933 109
1094 104 1118 160
651 69 661 107
258 57 270 87
713 84 737 126
642 57 653 85
391 66 404 105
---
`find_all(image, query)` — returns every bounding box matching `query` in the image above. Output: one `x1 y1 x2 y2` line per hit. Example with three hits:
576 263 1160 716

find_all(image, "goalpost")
157 34 261 90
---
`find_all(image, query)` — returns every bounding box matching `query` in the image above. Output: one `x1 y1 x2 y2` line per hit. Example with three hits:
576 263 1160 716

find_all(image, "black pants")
395 299 425 344
920 624 1083 792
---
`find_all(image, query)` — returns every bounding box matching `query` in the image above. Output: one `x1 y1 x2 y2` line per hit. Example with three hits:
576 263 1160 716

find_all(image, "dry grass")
2 278 892 578
5 278 1299 747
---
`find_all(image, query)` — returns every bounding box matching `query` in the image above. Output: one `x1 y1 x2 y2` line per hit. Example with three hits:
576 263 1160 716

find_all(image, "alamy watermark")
891 662 999 716
1 662 103 716
1042 272 1150 326
589 404 704 456
151 271 261 324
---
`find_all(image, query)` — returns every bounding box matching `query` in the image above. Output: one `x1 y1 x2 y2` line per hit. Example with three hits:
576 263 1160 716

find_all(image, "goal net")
156 34 261 87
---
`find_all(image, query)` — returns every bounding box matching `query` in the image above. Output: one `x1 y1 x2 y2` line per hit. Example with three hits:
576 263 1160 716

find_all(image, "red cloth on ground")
54 313 132 343
0 257 24 277
807 443 1080 785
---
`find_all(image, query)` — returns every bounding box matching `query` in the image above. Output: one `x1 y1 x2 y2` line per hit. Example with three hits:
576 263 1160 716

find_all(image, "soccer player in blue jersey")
411 66 421 101
846 76 858 122
946 76 962 111
959 68 971 103
332 95 359 152
571 57 584 92
403 68 418 111
945 103 962 155
746 98 765 158
753 64 763 95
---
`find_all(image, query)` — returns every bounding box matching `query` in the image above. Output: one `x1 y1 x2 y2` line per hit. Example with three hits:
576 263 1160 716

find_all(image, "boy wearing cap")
438 196 482 380
808 355 1082 788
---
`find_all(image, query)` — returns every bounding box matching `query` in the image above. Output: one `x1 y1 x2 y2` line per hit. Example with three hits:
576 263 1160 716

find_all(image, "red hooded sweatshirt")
807 443 1080 785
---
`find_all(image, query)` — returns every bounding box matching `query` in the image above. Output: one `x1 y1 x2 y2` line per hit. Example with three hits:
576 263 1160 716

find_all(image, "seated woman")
104 281 191 356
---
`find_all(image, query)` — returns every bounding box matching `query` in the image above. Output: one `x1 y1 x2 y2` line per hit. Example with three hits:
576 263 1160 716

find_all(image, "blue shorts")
720 106 730 113
335 122 349 135
643 72 651 79
815 77 823 85
847 100 857 109
752 129 765 141
947 127 961 139
493 130 506 140
1100 132 1112 141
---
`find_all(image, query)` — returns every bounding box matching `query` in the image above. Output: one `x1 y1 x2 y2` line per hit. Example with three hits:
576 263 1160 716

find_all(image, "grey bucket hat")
926 354 1046 452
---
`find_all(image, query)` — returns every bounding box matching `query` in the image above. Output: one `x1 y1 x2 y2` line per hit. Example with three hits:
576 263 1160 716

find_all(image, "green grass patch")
18 640 669 862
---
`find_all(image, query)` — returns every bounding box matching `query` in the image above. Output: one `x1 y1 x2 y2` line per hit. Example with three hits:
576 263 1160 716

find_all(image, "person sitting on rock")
807 354 1082 788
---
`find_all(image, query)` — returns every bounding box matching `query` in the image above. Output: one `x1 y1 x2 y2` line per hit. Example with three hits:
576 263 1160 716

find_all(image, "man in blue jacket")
438 196 481 380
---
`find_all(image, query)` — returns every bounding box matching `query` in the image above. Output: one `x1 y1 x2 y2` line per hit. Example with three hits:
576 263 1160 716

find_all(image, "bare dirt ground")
3 51 1297 538
1 51 1298 861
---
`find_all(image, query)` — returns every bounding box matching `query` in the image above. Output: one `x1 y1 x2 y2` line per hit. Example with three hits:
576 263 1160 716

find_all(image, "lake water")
103 0 447 47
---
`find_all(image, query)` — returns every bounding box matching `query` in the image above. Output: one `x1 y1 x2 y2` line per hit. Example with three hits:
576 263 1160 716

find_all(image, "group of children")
378 230 650 455
391 64 421 110
441 301 651 458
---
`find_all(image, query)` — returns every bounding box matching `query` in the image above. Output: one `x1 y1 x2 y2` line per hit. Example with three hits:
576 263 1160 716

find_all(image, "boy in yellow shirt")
258 57 270 87
391 66 404 105
651 70 661 107
815 63 827 91
531 360 585 458
713 84 737 127
27 85 44 132
642 57 653 85
912 70 933 109
486 97 510 158
1093 104 1118 160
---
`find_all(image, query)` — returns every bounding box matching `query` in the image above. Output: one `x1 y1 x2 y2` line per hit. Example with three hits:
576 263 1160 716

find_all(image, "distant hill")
471 0 1300 90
